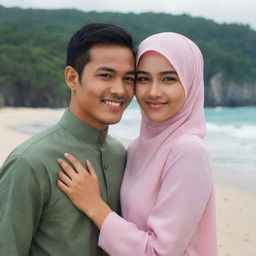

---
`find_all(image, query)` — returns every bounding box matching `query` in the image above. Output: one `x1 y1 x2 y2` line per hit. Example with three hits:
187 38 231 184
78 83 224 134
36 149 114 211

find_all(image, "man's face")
67 45 135 130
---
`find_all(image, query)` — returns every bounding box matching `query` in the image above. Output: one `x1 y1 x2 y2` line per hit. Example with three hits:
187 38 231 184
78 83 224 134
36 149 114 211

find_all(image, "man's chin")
101 117 123 126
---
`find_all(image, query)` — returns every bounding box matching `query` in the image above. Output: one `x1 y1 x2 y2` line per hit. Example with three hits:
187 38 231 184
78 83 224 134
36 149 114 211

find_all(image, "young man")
0 23 136 255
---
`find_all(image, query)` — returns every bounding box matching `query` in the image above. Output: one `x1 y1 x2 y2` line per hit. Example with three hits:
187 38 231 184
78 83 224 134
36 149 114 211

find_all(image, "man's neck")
68 106 107 131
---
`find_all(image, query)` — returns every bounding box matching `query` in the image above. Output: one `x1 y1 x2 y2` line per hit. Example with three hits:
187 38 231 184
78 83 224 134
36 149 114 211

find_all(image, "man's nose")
110 79 126 97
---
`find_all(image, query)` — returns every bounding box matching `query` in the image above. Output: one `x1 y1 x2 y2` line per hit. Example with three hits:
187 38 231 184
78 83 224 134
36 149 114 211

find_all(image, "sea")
18 101 256 191
108 100 256 190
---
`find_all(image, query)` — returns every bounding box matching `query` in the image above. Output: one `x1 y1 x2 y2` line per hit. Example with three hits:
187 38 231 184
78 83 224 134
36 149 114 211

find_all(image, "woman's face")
135 51 185 122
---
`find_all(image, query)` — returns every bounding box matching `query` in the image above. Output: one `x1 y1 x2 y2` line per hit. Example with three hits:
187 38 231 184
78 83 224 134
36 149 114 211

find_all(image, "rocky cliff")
205 73 256 107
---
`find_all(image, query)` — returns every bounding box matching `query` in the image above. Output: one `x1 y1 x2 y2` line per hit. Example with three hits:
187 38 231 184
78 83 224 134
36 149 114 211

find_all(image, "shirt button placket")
107 199 112 206
103 163 109 171
98 134 104 145
100 149 111 209
103 162 111 206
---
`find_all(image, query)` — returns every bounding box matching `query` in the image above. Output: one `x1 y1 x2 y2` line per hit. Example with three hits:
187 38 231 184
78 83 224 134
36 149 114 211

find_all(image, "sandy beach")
0 107 255 255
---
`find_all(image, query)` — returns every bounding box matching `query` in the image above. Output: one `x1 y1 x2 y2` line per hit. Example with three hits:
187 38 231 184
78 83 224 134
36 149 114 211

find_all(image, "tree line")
0 6 255 107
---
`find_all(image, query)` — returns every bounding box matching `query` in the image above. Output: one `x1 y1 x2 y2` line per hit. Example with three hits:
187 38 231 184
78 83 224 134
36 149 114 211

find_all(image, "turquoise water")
17 103 256 184
205 107 256 126
204 107 256 176
108 102 256 180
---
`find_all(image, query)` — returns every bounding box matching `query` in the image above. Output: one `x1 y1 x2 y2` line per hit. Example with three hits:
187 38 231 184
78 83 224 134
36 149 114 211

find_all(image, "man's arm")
0 155 46 255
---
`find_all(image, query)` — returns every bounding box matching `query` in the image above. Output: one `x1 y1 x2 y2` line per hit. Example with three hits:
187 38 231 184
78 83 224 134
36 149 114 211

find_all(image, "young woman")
57 32 218 256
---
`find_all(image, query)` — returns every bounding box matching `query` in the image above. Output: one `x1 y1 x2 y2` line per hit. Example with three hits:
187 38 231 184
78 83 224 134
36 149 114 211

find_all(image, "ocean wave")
206 122 256 139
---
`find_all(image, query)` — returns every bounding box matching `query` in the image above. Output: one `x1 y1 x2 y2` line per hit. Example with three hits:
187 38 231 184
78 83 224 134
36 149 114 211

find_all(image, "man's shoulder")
7 124 62 161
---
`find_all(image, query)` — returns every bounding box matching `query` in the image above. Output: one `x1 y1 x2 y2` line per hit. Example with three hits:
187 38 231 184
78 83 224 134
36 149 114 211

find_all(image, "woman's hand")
57 153 112 228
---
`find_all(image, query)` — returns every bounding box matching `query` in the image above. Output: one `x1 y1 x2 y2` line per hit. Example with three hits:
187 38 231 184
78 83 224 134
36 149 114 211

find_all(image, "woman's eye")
163 77 176 82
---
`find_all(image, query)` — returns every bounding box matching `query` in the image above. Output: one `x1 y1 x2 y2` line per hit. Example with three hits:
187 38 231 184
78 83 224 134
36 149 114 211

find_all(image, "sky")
0 0 256 30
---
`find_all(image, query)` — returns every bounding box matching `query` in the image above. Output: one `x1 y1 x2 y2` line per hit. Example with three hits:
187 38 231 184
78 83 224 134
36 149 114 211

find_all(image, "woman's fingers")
57 155 96 191
56 156 104 217
57 170 72 187
86 160 98 180
57 158 77 179
57 179 70 193
64 153 87 174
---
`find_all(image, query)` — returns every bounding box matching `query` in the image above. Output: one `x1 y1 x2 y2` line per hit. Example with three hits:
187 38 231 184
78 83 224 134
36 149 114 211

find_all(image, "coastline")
0 107 255 255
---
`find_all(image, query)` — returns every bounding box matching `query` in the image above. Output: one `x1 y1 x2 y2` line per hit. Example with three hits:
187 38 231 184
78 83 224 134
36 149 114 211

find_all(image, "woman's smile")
145 101 168 110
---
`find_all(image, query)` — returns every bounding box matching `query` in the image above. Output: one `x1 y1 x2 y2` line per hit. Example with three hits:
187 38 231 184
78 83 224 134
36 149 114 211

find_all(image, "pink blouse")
98 135 218 256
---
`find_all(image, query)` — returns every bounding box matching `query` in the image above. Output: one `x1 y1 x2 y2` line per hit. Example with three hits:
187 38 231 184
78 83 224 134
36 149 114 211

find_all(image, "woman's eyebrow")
135 70 178 75
159 71 178 75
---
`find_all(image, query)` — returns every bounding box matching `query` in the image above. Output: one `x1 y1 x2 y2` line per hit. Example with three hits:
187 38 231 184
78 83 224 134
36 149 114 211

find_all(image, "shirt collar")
58 109 108 145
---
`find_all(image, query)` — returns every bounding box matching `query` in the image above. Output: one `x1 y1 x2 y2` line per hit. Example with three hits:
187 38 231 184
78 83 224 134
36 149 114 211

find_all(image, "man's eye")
136 77 149 82
98 73 111 79
124 76 135 82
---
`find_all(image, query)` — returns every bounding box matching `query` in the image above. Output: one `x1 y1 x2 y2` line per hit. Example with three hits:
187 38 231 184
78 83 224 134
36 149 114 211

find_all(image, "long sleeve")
0 155 48 256
98 140 215 256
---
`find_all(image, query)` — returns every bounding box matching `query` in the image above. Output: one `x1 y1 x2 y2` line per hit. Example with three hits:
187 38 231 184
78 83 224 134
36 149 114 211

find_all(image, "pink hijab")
136 32 206 142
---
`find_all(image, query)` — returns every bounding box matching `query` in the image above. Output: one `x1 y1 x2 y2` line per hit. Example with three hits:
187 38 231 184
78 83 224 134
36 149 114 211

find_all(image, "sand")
0 107 64 164
215 184 256 255
0 107 255 255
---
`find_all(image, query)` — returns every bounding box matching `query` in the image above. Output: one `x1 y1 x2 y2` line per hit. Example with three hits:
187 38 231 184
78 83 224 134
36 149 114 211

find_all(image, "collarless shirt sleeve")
0 155 49 256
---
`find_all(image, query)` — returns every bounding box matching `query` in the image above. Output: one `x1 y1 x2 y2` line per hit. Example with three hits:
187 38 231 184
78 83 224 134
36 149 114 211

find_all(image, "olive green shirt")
0 109 126 256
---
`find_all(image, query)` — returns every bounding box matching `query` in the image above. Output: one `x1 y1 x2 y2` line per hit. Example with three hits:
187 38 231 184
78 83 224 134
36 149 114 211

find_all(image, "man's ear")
64 66 80 91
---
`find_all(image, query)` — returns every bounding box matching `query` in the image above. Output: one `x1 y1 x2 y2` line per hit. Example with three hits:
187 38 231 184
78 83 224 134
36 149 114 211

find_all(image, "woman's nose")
148 82 162 98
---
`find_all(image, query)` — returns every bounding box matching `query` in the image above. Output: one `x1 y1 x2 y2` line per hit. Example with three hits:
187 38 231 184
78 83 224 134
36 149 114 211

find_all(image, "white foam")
212 107 224 112
207 122 256 139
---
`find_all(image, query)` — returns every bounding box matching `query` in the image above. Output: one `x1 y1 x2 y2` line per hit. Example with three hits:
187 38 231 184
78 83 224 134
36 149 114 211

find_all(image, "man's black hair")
66 23 135 79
